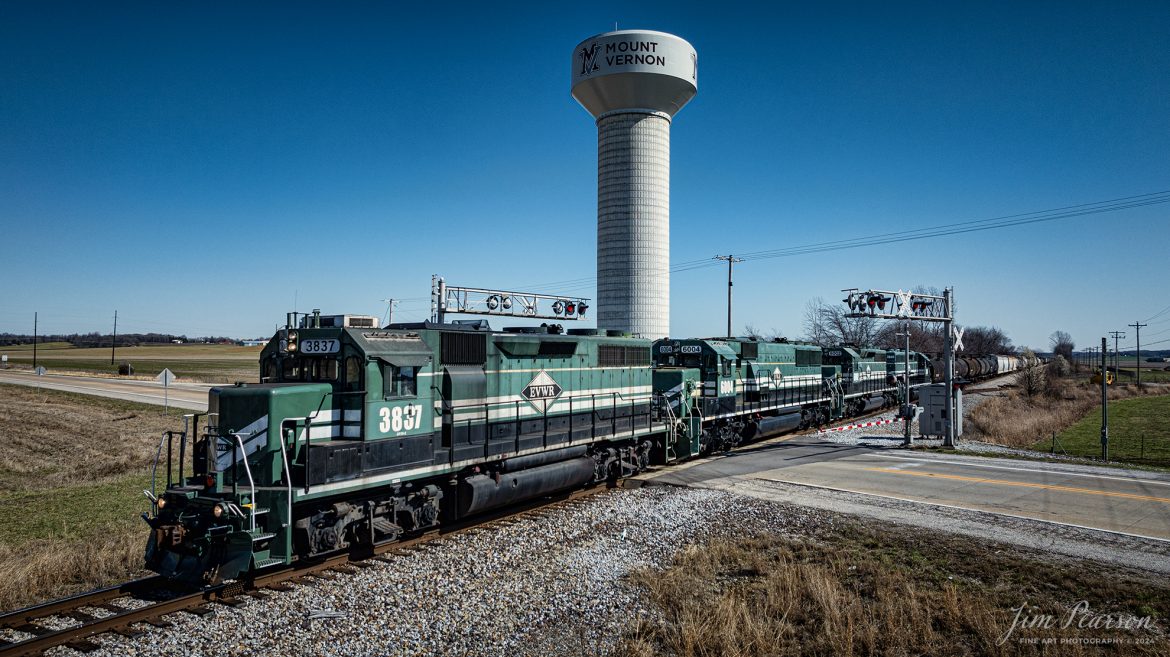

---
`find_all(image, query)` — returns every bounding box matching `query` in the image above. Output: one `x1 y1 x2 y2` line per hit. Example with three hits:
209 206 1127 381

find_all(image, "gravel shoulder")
659 475 1170 577
56 488 827 657
42 481 1170 657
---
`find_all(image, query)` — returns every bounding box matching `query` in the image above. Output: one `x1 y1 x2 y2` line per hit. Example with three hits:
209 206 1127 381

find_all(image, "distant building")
241 339 268 347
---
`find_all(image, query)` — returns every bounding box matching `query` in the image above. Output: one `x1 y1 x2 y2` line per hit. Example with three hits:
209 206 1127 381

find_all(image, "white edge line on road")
5 381 206 409
748 475 1170 545
874 453 1170 487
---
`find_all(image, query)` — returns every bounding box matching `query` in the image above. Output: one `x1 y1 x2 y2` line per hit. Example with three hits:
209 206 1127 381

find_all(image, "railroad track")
0 404 913 656
0 485 607 657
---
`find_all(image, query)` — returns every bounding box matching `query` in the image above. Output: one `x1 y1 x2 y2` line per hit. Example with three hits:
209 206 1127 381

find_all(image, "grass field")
0 384 178 610
1115 367 1170 384
617 519 1169 656
1 343 261 383
1039 394 1170 467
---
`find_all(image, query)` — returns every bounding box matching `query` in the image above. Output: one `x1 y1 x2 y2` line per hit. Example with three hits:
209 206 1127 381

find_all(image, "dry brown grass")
616 523 1170 656
0 384 173 491
0 384 180 609
0 532 143 610
966 379 1157 449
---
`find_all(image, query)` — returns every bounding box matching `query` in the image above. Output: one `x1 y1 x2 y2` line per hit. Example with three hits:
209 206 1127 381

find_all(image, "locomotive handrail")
229 432 257 532
277 420 295 535
148 431 168 518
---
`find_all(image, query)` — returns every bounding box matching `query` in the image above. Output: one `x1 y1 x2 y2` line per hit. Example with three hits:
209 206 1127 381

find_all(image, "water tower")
571 30 697 339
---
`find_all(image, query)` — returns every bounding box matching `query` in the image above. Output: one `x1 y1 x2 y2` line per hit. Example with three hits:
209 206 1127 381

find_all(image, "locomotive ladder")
655 393 681 463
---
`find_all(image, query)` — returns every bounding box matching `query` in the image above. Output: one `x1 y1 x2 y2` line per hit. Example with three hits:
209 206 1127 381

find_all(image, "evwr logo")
521 370 563 412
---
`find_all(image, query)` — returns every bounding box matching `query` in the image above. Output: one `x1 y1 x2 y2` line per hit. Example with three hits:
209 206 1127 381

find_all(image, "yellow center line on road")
862 467 1170 505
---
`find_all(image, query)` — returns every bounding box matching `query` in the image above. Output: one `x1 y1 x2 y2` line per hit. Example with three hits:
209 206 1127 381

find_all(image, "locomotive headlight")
212 504 225 518
287 331 298 353
155 497 167 510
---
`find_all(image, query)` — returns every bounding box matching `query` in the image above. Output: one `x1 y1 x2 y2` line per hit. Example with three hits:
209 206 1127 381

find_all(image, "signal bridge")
841 287 961 447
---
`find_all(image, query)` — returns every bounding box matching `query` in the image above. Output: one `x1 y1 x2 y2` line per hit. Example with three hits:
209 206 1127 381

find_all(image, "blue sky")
2 1 1167 351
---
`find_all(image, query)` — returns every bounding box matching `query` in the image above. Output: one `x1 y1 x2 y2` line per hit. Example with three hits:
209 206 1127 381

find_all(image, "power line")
736 193 1170 262
509 189 1170 292
1143 302 1170 323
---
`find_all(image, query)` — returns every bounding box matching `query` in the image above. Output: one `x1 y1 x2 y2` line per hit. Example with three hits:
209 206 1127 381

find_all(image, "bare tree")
1019 348 1045 397
1049 331 1074 362
744 323 785 341
963 326 1015 355
801 297 894 347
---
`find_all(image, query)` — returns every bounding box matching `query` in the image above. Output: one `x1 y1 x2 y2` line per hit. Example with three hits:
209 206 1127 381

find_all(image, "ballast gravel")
56 487 824 657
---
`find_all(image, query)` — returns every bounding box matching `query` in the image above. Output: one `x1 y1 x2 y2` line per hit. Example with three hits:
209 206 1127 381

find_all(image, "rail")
0 485 611 657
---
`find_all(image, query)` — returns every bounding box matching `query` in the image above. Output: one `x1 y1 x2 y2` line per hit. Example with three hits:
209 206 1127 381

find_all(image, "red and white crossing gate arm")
818 418 899 433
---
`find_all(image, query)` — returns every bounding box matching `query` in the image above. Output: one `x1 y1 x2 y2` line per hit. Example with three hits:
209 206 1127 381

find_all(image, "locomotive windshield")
262 355 340 383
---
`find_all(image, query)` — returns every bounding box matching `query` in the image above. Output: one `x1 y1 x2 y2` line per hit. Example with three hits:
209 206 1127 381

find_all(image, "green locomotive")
145 313 661 584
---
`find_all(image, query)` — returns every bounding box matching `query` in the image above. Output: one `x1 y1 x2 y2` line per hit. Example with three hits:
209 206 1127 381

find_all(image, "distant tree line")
0 332 241 347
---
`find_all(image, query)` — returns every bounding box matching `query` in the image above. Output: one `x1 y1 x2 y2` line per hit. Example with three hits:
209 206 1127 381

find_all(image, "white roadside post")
156 368 176 415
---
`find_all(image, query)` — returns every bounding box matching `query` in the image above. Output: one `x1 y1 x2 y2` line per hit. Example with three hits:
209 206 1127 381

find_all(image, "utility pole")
33 312 38 370
1101 336 1108 460
713 255 744 338
1109 331 1125 373
943 288 955 447
110 310 118 365
381 298 399 326
1129 321 1147 386
896 323 912 446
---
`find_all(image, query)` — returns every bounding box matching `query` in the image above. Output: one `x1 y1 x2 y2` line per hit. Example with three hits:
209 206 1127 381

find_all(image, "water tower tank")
571 30 697 339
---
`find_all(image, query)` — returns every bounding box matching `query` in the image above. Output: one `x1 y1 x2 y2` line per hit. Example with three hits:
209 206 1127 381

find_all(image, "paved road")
0 369 211 411
636 435 1170 542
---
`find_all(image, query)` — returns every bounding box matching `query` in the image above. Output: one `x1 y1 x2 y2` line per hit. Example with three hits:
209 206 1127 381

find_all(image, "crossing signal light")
867 295 891 311
565 302 576 315
911 298 933 312
577 302 588 317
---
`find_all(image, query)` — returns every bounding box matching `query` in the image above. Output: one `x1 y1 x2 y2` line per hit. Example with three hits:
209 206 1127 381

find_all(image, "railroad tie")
114 627 147 638
65 610 100 623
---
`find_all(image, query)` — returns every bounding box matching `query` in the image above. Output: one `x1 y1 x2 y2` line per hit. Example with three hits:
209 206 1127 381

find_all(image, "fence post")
1141 433 1145 460
1051 431 1055 455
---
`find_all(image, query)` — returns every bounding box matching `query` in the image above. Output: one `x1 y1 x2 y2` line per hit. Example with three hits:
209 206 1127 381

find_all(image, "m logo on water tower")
578 43 601 75
521 370 562 412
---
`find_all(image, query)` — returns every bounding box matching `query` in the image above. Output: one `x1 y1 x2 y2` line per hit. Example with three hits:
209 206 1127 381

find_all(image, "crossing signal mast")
429 275 590 324
842 287 961 447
